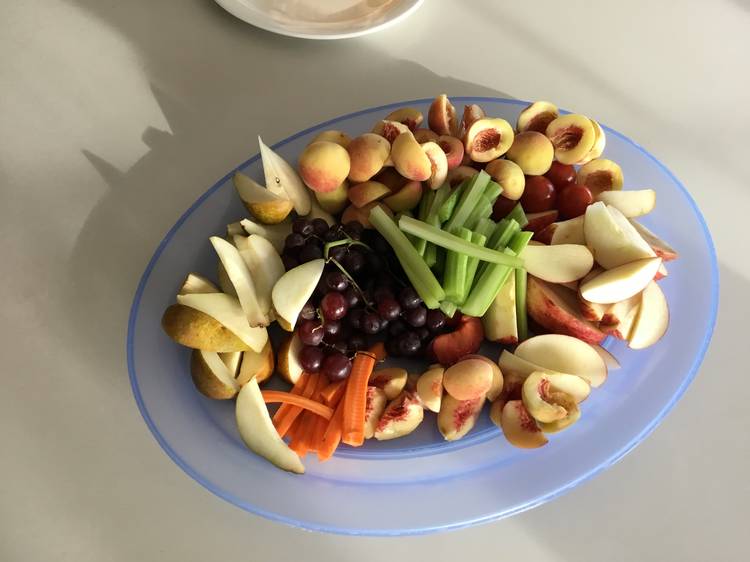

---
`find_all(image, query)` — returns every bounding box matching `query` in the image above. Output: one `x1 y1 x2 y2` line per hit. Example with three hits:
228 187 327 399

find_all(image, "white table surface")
2 0 748 559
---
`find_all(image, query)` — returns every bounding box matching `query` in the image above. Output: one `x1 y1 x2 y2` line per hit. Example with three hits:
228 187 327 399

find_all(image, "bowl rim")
126 96 719 535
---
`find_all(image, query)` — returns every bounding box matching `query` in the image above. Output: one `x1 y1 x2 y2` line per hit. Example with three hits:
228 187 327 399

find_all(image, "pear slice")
258 136 311 215
227 221 245 237
276 333 304 384
179 273 218 295
175 293 268 352
235 235 285 319
629 281 669 349
515 334 607 388
579 257 662 304
233 171 293 225
521 244 594 283
210 236 268 327
191 349 240 399
236 340 274 385
596 189 656 218
220 351 242 376
240 218 292 253
235 378 305 474
584 202 655 269
271 259 325 331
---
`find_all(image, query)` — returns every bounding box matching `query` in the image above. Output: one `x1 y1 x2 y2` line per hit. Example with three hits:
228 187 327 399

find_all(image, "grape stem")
323 237 372 260
327 257 373 308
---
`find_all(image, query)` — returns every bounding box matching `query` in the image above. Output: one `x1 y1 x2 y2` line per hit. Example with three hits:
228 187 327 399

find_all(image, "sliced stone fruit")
500 400 548 449
545 114 596 165
505 131 554 175
298 141 351 193
347 133 391 183
369 367 408 400
391 131 433 181
374 391 424 440
415 366 444 413
427 94 458 136
484 158 525 200
464 118 515 162
442 357 494 400
437 394 484 441
384 107 423 131
363 386 388 439
576 158 624 196
516 101 559 134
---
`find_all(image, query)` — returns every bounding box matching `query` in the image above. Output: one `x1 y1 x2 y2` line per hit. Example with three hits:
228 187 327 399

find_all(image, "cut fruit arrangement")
161 94 678 473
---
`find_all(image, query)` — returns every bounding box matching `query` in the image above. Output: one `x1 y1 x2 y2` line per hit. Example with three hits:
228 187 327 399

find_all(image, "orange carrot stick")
320 380 346 406
318 398 346 462
369 341 387 362
310 380 346 452
262 390 334 420
341 351 377 447
274 373 319 438
288 376 329 456
272 372 310 425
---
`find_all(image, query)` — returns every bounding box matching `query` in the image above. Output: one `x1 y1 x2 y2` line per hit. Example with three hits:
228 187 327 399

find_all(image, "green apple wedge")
235 378 305 474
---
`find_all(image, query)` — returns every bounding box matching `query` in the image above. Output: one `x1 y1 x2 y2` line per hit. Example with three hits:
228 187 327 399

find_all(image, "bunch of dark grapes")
280 217 451 382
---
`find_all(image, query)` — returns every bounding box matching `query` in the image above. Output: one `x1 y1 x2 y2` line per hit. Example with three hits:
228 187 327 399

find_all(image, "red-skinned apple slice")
579 257 662 304
521 244 594 283
527 276 606 345
601 294 641 340
515 333 608 388
524 210 559 233
498 350 572 381
584 202 655 269
577 267 611 322
596 189 656 218
537 215 586 245
629 281 669 349
629 220 678 261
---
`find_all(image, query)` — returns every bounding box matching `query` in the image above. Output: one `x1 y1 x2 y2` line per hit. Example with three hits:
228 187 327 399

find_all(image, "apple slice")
521 244 594 283
233 171 293 225
577 267 611 322
236 378 305 474
655 263 668 280
235 234 284 319
498 350 572 380
210 237 268 327
482 274 517 344
524 210 559 233
220 351 242 376
515 333 607 388
527 276 607 344
629 219 678 261
174 293 268 352
257 136 311 215
236 340 274 385
179 273 218 295
591 345 621 371
596 189 656 218
272 259 325 331
584 202 655 269
191 349 240 399
629 281 669 349
600 292 641 326
240 218 292 253
537 215 586 245
580 257 662 304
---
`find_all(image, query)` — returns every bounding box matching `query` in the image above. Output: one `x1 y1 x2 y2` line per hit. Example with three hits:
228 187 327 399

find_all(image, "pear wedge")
191 349 240 399
233 171 293 224
236 340 274 385
179 273 218 295
236 234 284 319
271 259 325 331
240 218 292 253
258 136 311 215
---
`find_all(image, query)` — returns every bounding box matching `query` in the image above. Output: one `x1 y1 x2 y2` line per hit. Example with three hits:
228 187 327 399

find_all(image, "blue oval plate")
127 97 718 535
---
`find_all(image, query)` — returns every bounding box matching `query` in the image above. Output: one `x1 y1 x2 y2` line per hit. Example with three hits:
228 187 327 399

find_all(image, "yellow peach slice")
311 129 352 148
391 131 432 181
464 118 515 162
545 114 596 165
505 131 554 175
347 133 391 182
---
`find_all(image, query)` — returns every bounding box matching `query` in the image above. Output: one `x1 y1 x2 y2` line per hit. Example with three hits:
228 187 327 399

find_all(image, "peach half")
414 128 439 143
484 159 525 200
577 158 623 196
500 400 548 449
391 131 432 181
447 165 478 187
436 135 465 170
382 180 422 212
516 101 559 134
347 181 391 208
372 120 409 143
437 394 484 441
298 141 351 193
421 141 449 189
384 107 424 131
428 94 458 136
311 129 352 148
347 133 390 183
505 131 554 175
464 118 515 162
545 114 596 165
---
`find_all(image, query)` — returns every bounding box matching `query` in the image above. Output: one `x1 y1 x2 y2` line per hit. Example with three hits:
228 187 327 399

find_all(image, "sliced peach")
577 119 606 164
429 315 484 366
341 201 393 228
373 167 408 191
500 400 548 449
382 180 422 212
416 366 444 413
369 367 408 400
436 135 465 170
421 141 449 189
347 133 391 183
348 181 391 208
314 180 349 214
464 354 504 401
372 120 410 143
505 131 554 175
427 94 458 136
489 398 505 428
374 391 424 440
311 130 352 148
460 103 486 135
298 141 351 193
577 158 624 196
447 165 478 187
391 131 432 181
442 358 493 400
363 386 388 439
437 394 484 441
484 159 525 200
521 371 590 423
464 118 515 162
516 101 559 134
538 400 580 433
384 107 423 131
545 114 596 165
414 128 439 143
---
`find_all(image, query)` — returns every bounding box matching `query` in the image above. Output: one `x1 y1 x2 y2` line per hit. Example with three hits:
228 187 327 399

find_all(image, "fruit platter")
129 96 717 534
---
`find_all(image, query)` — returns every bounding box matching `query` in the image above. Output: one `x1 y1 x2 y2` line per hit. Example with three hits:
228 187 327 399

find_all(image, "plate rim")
126 96 719 535
213 0 425 40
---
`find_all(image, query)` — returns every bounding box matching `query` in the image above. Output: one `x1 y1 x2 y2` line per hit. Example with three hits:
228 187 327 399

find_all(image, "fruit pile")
160 93 679 474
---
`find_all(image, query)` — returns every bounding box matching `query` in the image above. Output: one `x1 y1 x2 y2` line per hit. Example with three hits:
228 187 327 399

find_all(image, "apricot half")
347 133 390 182
545 115 596 165
298 141 351 193
464 118 515 162
428 94 458 136
505 131 554 175
484 159 525 200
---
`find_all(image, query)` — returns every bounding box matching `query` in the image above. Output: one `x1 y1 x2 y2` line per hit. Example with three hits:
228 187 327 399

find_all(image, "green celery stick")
506 203 528 228
434 246 446 277
398 215 523 268
444 171 490 232
487 218 512 249
483 180 502 202
465 195 493 230
440 300 458 318
424 242 437 268
474 218 496 240
515 266 528 341
443 228 472 301
418 189 435 221
438 183 463 223
459 231 488 304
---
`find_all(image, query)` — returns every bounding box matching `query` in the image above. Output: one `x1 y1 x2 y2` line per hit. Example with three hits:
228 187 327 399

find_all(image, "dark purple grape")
311 218 329 236
342 250 365 274
365 252 383 271
325 271 349 292
404 305 427 328
377 297 401 321
343 221 363 238
398 331 421 356
348 334 366 351
299 345 324 372
347 308 364 330
416 327 431 342
398 287 422 310
322 352 352 381
343 287 360 308
299 300 316 320
298 319 324 346
360 312 382 334
372 234 390 254
284 232 305 250
373 286 394 303
385 338 400 357
330 340 348 355
388 318 407 337
281 254 299 271
329 245 347 262
320 292 347 321
323 320 341 338
426 309 447 332
292 217 313 236
299 242 323 262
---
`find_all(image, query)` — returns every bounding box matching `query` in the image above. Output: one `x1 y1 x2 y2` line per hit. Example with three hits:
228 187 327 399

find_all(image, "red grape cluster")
280 217 451 382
